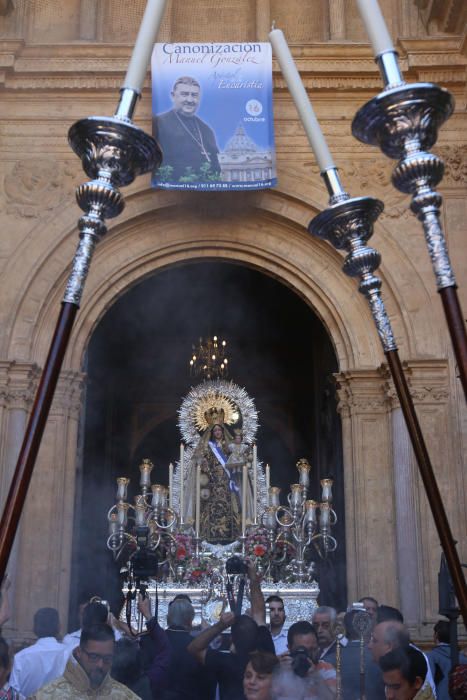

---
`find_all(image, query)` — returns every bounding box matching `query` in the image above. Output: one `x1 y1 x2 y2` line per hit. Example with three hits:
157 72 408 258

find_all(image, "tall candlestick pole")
355 0 394 57
122 0 168 93
242 464 247 536
351 5 466 399
168 462 173 509
252 445 258 524
265 464 270 494
269 28 335 172
179 444 184 523
195 464 201 539
265 26 467 625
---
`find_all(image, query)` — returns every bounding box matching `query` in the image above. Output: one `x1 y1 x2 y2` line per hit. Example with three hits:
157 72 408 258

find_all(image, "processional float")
107 378 340 626
0 0 465 626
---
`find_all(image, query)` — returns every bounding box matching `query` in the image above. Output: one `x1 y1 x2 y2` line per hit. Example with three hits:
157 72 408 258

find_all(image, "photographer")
272 621 336 700
188 559 274 700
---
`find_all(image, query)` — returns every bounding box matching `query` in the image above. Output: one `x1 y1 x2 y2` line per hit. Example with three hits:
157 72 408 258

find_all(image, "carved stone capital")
334 369 388 417
50 371 86 419
379 359 450 406
0 361 41 410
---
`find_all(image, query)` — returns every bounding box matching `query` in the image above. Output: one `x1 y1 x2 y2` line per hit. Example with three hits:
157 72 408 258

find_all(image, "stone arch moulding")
4 186 423 375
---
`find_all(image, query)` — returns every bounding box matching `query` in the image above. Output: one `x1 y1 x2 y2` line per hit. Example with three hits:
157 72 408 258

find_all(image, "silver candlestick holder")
352 52 467 399
67 88 162 304
308 167 467 626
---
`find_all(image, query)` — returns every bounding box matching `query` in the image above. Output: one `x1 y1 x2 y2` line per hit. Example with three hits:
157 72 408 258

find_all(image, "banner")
151 42 277 191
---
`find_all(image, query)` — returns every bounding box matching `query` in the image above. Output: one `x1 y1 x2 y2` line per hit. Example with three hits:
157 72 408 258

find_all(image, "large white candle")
195 464 201 539
269 28 335 172
265 464 270 494
252 445 258 524
355 0 395 57
179 444 184 520
168 462 173 509
242 464 248 536
122 0 168 93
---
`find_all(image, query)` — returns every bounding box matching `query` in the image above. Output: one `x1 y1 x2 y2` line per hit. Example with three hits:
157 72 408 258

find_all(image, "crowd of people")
0 563 465 700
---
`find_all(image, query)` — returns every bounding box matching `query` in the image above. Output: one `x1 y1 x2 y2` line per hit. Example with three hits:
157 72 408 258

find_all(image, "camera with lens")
130 527 159 579
290 646 311 677
225 556 248 575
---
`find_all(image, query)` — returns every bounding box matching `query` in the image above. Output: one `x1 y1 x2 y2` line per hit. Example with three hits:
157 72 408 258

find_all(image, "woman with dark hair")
243 651 278 700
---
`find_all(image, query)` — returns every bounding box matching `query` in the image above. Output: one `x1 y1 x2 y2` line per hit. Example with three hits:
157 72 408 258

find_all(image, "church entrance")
69 260 346 626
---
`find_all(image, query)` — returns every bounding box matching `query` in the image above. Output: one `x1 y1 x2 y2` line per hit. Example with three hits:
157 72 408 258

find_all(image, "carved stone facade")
0 1 465 640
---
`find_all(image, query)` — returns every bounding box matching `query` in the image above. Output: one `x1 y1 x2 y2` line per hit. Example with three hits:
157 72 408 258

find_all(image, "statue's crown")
204 407 225 426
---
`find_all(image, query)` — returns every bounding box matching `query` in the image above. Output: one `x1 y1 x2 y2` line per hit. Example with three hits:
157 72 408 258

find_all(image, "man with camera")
272 621 336 700
188 558 274 700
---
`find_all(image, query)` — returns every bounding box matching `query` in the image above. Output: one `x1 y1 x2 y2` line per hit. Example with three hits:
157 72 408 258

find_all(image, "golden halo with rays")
193 391 241 432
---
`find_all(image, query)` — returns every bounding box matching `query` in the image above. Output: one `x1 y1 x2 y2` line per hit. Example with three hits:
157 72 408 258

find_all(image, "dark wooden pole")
386 349 467 626
439 287 467 401
0 302 78 581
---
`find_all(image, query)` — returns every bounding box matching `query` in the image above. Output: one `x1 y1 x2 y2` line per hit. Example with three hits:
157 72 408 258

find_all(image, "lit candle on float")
179 443 184 520
195 464 201 538
268 27 335 172
108 513 119 536
253 444 258 523
139 459 153 489
168 462 173 509
321 478 334 503
320 502 331 529
242 464 248 536
116 477 129 502
122 0 169 93
355 0 395 58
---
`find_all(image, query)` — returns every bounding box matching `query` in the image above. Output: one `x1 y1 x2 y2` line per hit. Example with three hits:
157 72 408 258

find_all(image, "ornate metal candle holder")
352 52 467 398
67 89 161 305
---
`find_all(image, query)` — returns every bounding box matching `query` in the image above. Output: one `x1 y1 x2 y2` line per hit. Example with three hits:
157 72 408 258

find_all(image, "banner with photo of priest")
151 42 277 191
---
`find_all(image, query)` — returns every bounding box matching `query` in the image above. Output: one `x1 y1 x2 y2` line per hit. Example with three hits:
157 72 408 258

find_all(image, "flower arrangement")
171 533 193 563
188 557 213 584
245 528 270 561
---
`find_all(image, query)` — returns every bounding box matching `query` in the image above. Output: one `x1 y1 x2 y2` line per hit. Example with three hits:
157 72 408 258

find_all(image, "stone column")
0 361 41 635
335 369 398 606
393 360 455 631
381 363 423 628
13 370 85 640
79 0 98 40
256 0 271 40
329 0 346 39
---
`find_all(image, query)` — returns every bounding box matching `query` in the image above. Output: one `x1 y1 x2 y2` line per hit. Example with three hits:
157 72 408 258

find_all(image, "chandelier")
189 336 228 380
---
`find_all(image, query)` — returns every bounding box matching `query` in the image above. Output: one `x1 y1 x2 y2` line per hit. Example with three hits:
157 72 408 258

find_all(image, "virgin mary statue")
186 407 254 543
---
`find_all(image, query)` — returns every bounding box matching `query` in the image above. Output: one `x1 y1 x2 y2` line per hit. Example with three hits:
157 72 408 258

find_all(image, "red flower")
176 545 187 560
253 544 267 557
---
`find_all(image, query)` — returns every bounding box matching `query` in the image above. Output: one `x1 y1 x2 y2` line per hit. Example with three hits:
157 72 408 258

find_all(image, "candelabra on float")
351 1 467 400
261 460 337 583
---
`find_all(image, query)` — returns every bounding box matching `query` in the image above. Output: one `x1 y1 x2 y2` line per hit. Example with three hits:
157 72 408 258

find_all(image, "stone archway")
1 189 449 637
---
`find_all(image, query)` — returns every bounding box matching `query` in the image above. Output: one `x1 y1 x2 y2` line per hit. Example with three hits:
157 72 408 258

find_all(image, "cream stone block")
336 370 398 606
13 371 84 640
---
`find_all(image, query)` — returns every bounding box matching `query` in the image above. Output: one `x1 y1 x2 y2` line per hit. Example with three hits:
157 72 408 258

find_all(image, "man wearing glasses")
29 624 139 699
